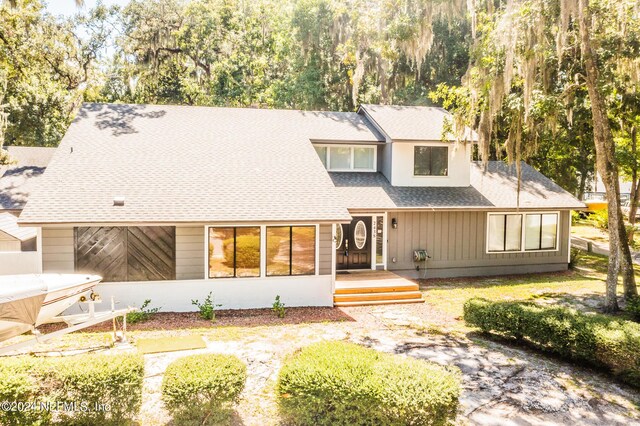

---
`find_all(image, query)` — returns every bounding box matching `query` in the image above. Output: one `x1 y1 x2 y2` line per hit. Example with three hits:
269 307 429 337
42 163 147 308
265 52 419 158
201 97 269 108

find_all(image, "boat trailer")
0 294 136 355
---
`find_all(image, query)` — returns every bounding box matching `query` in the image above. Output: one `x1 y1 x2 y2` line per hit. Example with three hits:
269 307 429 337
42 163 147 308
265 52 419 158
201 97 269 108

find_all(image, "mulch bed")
38 307 356 334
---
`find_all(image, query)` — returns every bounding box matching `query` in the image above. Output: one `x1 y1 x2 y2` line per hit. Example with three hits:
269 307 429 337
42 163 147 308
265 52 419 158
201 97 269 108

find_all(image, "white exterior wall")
391 141 471 187
41 225 335 310
0 252 41 274
87 275 333 311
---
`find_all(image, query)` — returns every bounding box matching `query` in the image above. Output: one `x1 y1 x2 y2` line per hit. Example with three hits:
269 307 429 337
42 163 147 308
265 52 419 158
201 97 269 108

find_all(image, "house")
0 146 55 274
17 103 584 310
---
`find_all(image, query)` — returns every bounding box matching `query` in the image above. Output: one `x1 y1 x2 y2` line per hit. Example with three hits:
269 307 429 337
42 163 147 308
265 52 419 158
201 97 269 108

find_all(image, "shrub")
126 299 160 324
464 298 640 387
222 235 283 268
0 353 144 425
50 353 145 424
277 341 461 426
223 235 260 268
626 296 640 321
589 208 608 230
272 295 286 318
569 247 583 269
192 291 222 321
162 354 246 425
0 358 47 426
570 210 580 224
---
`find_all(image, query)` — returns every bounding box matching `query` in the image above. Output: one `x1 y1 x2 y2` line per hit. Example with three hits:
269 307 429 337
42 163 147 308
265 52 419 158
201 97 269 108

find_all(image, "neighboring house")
0 146 55 256
0 146 55 216
0 212 37 252
17 103 584 310
0 146 55 274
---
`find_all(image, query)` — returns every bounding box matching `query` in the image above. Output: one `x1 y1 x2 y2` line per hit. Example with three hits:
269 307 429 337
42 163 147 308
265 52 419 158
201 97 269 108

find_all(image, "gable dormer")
358 104 476 187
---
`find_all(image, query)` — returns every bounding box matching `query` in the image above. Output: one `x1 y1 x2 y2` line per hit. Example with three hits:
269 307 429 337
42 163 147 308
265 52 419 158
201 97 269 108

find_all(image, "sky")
45 0 131 17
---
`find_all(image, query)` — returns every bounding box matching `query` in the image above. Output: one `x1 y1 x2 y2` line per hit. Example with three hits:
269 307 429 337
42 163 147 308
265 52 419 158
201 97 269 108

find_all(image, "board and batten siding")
387 210 570 277
318 224 332 275
42 224 333 277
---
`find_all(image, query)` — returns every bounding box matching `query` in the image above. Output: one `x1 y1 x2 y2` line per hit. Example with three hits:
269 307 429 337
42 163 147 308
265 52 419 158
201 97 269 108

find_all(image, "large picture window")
488 214 522 252
525 213 558 251
414 146 448 176
313 144 376 172
487 212 559 253
266 226 316 276
209 227 261 278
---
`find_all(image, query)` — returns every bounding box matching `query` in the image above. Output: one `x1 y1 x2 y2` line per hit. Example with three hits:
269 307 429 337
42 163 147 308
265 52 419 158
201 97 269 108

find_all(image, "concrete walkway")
571 236 640 265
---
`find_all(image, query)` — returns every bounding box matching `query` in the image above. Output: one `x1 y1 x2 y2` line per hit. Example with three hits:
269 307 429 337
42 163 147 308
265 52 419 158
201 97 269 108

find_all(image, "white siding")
176 226 205 280
391 141 471 187
42 227 75 273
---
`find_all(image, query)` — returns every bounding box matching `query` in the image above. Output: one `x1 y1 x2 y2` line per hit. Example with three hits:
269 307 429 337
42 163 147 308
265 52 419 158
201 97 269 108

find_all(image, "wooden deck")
334 270 424 306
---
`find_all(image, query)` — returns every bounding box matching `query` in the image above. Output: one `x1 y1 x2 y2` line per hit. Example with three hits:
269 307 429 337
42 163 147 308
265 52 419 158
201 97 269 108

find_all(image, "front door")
336 216 372 270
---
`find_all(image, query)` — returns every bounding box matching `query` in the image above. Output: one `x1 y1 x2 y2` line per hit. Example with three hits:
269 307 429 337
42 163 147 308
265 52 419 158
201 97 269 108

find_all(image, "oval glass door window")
336 224 344 249
354 220 367 249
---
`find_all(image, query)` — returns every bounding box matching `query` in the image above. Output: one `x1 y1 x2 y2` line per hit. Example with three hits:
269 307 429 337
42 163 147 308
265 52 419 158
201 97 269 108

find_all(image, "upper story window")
414 146 448 176
314 144 376 172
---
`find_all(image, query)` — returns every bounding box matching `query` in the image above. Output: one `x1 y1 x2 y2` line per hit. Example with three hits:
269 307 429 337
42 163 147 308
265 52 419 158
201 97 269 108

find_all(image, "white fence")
0 251 41 275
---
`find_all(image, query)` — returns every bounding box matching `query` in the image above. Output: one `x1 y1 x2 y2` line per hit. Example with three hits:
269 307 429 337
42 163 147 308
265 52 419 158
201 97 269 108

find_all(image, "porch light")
113 196 125 206
391 218 397 229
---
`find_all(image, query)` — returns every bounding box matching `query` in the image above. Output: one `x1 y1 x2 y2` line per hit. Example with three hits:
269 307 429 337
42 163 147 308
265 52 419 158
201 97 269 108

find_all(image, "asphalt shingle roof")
19 103 360 224
0 146 56 210
330 161 585 210
359 104 477 141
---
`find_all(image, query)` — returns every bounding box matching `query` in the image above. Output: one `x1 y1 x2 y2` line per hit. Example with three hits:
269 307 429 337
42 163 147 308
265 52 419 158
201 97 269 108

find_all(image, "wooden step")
334 291 423 303
334 284 419 295
334 298 425 307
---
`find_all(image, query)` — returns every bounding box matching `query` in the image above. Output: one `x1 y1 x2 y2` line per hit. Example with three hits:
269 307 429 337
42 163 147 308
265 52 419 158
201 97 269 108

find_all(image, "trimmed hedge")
464 298 640 387
162 354 246 425
277 341 461 426
0 353 144 425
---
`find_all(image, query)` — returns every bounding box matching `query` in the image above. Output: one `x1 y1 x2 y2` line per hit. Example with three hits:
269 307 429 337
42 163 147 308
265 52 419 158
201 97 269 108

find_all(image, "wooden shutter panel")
75 227 127 282
75 226 176 282
127 226 176 281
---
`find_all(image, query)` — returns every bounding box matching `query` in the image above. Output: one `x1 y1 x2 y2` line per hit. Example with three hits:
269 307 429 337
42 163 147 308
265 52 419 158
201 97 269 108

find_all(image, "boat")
0 274 102 343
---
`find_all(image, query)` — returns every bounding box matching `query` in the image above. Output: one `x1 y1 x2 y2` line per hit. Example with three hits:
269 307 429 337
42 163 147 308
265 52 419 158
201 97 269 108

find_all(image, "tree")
434 0 639 311
0 0 114 146
0 70 11 165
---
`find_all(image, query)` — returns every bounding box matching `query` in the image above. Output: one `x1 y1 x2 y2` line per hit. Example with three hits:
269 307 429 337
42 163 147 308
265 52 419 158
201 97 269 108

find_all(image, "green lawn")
420 252 629 322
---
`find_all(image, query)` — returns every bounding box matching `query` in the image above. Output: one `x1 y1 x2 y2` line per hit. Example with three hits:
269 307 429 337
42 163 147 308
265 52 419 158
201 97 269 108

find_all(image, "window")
525 213 558 250
488 214 522 252
375 216 383 264
266 226 316 276
209 227 261 278
487 212 560 253
414 146 448 176
313 144 376 172
354 147 374 170
314 146 327 168
330 146 351 169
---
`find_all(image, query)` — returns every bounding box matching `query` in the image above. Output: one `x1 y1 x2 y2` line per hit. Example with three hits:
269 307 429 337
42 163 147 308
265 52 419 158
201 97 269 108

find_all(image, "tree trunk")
623 127 640 300
628 126 640 232
578 0 625 312
578 164 589 201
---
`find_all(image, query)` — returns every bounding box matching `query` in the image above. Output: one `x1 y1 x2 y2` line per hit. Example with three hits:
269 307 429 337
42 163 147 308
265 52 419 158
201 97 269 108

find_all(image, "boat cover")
0 275 48 325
